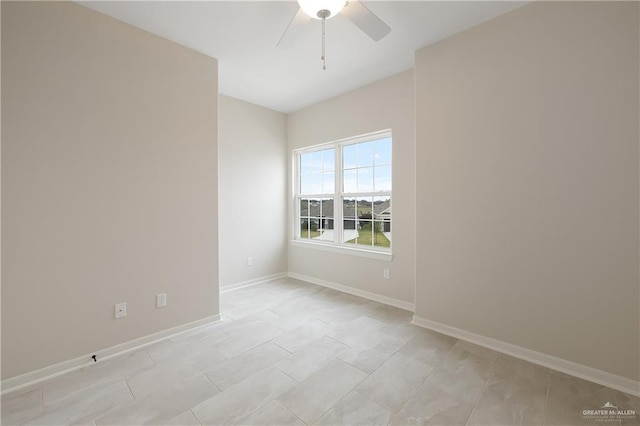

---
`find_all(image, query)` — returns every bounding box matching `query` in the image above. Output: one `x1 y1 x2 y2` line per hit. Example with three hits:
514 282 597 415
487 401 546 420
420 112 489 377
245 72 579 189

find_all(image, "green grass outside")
346 229 390 248
300 229 321 239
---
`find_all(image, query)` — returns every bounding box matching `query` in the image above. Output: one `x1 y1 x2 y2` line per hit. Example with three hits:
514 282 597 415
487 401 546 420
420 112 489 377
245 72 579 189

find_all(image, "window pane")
373 196 391 247
300 197 320 239
357 167 374 192
343 144 357 169
345 219 374 247
354 197 374 246
323 148 335 171
299 198 309 218
300 218 310 239
322 172 334 194
373 196 391 214
300 173 322 194
318 208 334 240
300 153 312 175
310 151 322 173
356 197 373 220
373 221 391 247
343 169 357 193
343 197 356 218
302 217 320 239
321 199 334 219
307 198 321 216
374 165 391 192
300 195 321 239
375 138 392 165
342 197 356 242
357 142 374 167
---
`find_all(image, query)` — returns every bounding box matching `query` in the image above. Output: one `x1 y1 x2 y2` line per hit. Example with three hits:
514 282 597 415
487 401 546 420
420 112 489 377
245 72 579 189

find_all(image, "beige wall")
415 1 639 381
1 2 219 380
218 95 287 287
287 70 415 305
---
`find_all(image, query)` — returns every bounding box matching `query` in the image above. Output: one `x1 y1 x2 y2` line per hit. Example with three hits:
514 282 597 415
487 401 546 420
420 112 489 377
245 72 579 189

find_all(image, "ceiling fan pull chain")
321 15 326 70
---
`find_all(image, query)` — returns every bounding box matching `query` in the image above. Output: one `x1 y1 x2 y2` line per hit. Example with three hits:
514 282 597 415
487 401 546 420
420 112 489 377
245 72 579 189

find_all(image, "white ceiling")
80 1 525 113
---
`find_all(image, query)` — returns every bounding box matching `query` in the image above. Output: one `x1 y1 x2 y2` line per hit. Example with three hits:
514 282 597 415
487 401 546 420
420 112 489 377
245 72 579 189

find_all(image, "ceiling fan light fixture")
297 0 345 20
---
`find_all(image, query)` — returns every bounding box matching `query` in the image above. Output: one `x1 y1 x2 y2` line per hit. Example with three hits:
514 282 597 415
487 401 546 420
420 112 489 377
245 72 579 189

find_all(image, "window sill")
290 239 393 261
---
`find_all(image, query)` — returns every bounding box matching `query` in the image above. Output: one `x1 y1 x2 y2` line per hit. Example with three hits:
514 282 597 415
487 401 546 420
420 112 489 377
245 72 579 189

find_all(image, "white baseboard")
1 314 222 395
288 272 415 312
412 315 640 397
220 272 288 294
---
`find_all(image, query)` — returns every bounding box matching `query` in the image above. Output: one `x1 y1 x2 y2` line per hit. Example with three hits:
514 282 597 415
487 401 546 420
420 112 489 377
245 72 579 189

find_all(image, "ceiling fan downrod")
317 9 330 70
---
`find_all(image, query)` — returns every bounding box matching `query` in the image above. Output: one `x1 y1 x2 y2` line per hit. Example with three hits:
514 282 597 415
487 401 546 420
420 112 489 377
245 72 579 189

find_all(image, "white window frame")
291 130 393 261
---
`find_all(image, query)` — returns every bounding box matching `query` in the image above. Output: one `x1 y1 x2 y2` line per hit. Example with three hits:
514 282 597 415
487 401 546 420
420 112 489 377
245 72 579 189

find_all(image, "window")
295 131 392 256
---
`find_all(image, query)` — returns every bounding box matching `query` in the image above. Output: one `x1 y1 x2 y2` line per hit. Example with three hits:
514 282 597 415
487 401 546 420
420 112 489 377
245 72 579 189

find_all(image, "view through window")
296 131 392 252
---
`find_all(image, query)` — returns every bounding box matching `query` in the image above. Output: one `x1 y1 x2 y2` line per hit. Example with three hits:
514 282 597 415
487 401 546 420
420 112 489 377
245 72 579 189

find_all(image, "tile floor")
2 277 638 425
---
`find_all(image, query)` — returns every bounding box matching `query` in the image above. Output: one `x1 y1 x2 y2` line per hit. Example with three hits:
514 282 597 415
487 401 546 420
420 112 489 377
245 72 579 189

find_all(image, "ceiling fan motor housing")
297 0 345 20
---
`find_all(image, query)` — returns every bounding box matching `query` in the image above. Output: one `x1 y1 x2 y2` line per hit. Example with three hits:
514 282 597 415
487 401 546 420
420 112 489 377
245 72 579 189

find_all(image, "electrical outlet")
115 302 127 319
157 293 167 308
247 257 253 266
383 268 390 279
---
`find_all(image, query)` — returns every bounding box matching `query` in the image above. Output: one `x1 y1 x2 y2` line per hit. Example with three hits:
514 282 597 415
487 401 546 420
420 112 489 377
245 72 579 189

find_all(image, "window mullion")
295 154 300 240
334 146 342 244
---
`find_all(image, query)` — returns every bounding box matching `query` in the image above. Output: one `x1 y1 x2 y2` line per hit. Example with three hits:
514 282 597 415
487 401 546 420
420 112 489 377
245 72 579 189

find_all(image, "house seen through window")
296 131 392 252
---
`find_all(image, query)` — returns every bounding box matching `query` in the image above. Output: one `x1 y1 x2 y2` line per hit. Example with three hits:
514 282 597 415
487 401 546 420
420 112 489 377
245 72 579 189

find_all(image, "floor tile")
467 381 547 426
315 391 393 426
339 341 399 375
147 335 224 367
169 322 228 344
272 319 332 353
328 316 389 347
81 350 157 383
545 372 618 426
95 374 218 425
267 314 314 332
398 329 457 367
270 295 328 318
466 355 549 426
489 355 550 390
367 304 414 326
339 324 418 374
1 387 42 425
237 400 304 426
182 346 227 373
391 382 474 426
126 362 203 400
315 304 371 327
278 359 368 424
419 344 496 405
213 322 284 359
275 336 349 382
42 352 153 407
191 367 296 425
34 380 134 425
205 342 291 391
156 409 201 425
356 352 433 412
217 317 274 338
615 391 640 425
239 309 311 332
451 340 500 365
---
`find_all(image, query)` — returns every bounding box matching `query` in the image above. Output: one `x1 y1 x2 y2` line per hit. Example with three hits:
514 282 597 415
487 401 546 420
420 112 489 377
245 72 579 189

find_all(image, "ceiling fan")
277 0 391 70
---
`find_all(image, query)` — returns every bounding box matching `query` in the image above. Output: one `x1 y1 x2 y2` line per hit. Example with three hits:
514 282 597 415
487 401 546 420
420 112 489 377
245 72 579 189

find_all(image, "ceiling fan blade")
342 0 391 42
277 7 312 48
